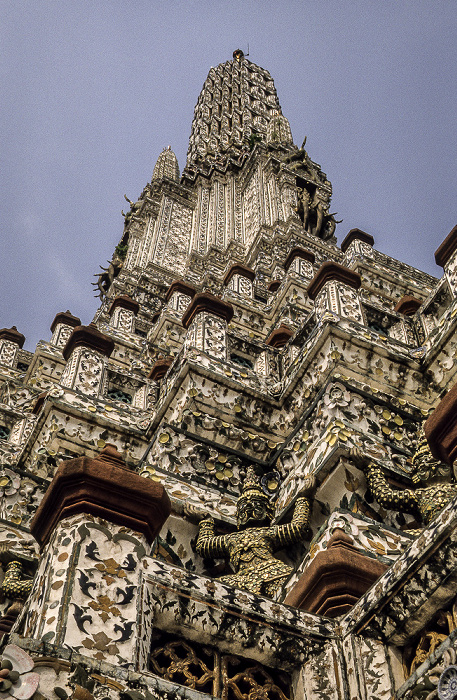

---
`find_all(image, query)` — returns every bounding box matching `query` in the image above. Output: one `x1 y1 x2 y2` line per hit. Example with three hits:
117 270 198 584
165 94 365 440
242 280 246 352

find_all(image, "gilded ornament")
196 466 315 597
353 423 457 528
1 561 33 599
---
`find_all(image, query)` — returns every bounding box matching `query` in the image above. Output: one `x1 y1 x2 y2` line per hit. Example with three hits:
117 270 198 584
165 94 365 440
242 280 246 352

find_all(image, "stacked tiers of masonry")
1 51 457 700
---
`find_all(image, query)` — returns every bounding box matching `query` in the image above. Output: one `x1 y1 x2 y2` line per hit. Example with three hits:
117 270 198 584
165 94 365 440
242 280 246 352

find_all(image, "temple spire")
185 54 288 173
152 146 180 182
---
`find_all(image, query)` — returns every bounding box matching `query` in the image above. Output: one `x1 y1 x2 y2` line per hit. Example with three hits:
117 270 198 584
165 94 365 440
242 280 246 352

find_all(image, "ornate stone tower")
1 50 457 700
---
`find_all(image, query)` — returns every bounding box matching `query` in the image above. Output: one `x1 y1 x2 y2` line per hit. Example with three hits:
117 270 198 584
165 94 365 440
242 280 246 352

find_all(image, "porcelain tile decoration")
1 51 457 700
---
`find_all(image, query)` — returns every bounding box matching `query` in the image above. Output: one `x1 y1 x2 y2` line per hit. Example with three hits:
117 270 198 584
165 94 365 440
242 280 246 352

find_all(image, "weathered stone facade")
1 50 457 700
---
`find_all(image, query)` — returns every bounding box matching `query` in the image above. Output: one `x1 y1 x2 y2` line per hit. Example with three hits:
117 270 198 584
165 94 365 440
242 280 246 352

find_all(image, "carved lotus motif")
324 383 350 410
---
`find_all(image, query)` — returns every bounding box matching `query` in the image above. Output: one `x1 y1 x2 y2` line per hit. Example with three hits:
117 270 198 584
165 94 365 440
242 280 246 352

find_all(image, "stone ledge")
30 446 171 548
340 228 374 252
284 530 387 617
181 293 234 329
307 262 362 301
143 558 335 668
435 225 457 268
62 323 114 361
50 311 81 333
424 382 457 465
108 295 139 316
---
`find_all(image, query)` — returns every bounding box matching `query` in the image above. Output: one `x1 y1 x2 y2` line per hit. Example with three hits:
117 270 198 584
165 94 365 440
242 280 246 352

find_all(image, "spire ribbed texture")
152 146 180 182
185 55 292 172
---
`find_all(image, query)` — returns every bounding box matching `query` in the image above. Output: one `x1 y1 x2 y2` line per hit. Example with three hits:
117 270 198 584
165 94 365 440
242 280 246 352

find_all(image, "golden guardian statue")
196 468 314 597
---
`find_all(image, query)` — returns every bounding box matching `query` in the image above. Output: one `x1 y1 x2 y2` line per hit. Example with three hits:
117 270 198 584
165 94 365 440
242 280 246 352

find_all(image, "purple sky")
2 1 456 351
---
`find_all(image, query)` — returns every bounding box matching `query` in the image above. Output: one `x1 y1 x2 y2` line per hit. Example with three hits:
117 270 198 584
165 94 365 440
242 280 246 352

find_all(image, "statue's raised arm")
351 427 457 528
273 475 315 548
195 516 229 560
364 461 417 513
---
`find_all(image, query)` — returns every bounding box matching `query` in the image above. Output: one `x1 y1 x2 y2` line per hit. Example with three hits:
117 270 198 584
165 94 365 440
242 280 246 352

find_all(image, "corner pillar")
284 529 387 617
424 382 457 466
165 281 196 313
182 292 233 361
108 295 139 332
284 247 315 279
0 327 25 368
307 262 363 322
50 311 81 349
24 446 170 666
60 324 114 397
223 264 256 297
435 225 457 295
341 228 375 262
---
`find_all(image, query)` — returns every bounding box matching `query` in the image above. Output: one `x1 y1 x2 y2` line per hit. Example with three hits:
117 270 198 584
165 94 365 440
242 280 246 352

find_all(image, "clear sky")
2 1 456 351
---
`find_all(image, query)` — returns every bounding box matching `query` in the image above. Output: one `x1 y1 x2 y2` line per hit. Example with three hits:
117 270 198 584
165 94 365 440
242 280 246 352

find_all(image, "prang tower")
1 50 457 700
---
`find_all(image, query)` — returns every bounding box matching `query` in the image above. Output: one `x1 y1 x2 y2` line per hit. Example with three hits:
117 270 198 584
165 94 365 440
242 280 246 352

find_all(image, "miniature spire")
152 146 180 182
266 110 293 146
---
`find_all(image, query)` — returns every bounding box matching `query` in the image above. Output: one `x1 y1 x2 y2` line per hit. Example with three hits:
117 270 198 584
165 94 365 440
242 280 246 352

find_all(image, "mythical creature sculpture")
196 468 314 597
298 188 311 230
321 213 342 241
122 194 143 228
353 427 457 527
92 252 124 300
311 189 330 238
280 140 319 181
